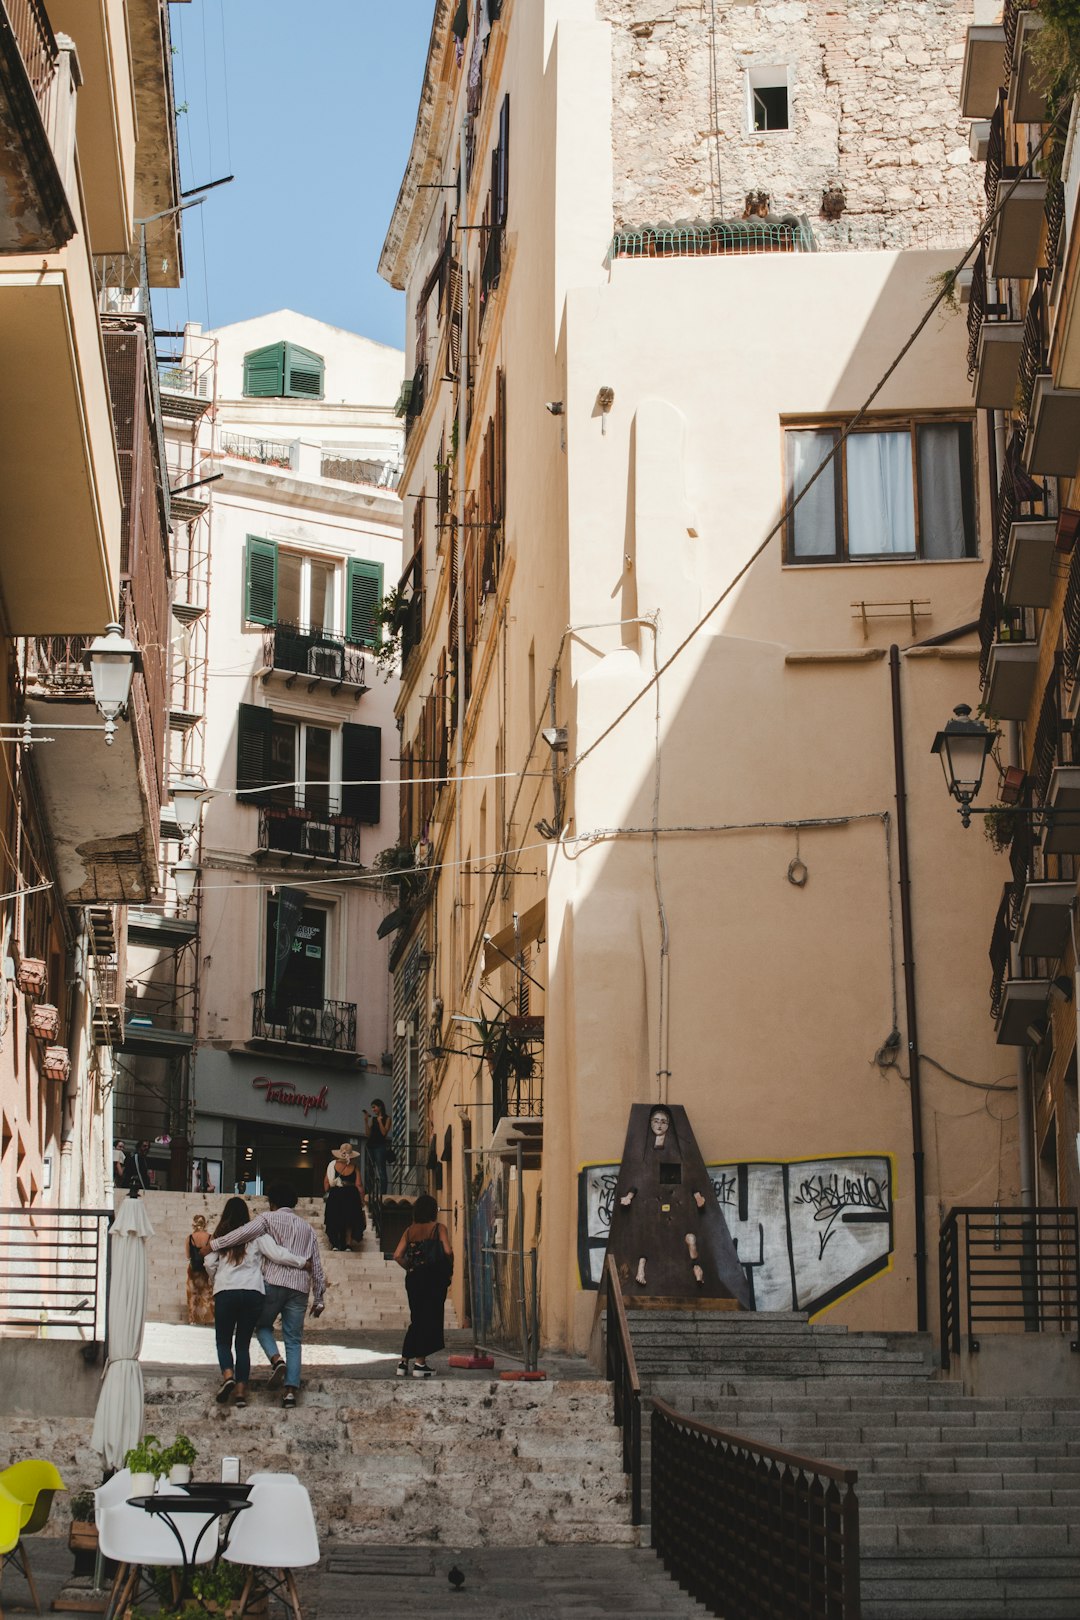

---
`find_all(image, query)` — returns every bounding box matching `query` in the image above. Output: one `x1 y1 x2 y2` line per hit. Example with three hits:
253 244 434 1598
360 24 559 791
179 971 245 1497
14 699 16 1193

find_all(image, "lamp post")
170 775 208 837
172 855 199 911
930 705 997 825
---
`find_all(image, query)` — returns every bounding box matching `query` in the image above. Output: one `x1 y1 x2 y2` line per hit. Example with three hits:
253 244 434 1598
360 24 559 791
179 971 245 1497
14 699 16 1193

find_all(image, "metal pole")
454 126 468 941
515 1138 529 1364
889 645 928 1332
528 1244 539 1372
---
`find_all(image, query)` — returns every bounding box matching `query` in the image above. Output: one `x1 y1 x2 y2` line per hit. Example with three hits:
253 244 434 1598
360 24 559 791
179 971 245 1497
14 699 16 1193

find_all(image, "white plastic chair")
222 1479 319 1620
98 1479 218 1620
245 1473 298 1485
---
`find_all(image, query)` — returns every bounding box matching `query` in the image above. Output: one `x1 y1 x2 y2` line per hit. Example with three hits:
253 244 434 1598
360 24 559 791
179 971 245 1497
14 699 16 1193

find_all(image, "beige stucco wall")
385 0 1014 1356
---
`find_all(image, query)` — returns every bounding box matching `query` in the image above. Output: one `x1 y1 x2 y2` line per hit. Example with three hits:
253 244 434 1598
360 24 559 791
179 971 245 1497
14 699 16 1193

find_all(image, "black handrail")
939 1205 1080 1368
603 1253 642 1527
651 1398 860 1620
0 1206 111 1346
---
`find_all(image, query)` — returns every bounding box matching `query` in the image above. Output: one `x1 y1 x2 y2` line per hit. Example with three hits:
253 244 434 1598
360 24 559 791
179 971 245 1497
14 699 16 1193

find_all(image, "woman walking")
203 1197 308 1406
363 1100 392 1195
185 1213 214 1326
393 1194 453 1378
324 1143 367 1251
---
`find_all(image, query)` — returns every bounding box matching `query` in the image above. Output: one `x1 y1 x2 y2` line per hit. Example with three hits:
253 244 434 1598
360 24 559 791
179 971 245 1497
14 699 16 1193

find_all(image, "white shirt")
203 1233 306 1296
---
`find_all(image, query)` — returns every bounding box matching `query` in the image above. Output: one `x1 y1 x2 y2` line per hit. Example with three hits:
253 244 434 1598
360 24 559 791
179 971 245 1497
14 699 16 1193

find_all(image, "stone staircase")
128 1191 457 1335
631 1311 1080 1619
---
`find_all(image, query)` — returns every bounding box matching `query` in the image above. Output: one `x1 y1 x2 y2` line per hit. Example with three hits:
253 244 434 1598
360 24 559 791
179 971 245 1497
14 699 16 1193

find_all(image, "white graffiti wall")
578 1154 893 1317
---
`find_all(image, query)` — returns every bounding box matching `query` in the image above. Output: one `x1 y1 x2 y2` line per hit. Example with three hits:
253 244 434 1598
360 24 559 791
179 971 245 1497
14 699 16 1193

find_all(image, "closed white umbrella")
91 1193 155 1469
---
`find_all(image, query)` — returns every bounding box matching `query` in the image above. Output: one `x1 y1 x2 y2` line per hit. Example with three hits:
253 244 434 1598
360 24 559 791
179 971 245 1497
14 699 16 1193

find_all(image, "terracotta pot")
42 1045 71 1082
16 958 46 997
29 1003 60 1040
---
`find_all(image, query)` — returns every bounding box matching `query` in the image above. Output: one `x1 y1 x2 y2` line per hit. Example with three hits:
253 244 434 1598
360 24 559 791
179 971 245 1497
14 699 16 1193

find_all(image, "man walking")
208 1180 325 1407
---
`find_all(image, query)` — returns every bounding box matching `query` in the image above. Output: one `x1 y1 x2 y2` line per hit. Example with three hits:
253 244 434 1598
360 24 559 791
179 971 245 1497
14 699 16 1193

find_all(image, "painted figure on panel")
606 1104 750 1308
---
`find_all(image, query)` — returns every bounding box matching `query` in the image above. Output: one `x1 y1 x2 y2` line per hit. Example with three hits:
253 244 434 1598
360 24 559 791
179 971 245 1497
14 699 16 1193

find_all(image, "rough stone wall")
599 0 985 249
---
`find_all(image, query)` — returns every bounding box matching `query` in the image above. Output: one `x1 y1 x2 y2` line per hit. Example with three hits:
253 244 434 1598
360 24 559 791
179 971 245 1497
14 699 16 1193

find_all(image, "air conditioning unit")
308 644 344 680
301 822 335 857
288 1005 321 1043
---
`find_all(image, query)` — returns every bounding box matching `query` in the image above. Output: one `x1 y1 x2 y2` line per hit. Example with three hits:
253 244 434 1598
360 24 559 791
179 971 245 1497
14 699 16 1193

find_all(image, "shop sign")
251 1076 329 1116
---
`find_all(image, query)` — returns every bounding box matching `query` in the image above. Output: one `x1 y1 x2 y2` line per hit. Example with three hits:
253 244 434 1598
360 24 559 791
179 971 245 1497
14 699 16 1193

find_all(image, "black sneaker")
215 1375 236 1404
267 1360 286 1390
282 1388 297 1408
396 1359 409 1378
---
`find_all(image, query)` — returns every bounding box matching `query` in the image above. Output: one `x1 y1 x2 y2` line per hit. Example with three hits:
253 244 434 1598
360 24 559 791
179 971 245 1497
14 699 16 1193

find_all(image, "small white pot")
169 1464 192 1485
129 1471 154 1497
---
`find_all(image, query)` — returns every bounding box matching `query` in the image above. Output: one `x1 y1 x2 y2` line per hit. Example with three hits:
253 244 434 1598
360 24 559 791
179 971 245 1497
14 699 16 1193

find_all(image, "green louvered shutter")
236 703 274 802
245 537 278 625
341 723 381 824
284 344 325 399
346 558 383 647
242 342 285 397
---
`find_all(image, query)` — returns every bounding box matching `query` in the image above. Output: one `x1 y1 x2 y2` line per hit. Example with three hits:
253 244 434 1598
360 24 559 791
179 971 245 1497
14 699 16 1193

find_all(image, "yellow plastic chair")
0 1482 27 1620
0 1462 66 1614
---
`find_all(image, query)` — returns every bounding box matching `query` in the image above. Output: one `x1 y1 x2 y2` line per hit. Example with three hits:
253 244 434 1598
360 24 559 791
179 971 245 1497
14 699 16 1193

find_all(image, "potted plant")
29 1003 60 1040
123 1435 164 1496
163 1434 197 1485
68 1488 96 1549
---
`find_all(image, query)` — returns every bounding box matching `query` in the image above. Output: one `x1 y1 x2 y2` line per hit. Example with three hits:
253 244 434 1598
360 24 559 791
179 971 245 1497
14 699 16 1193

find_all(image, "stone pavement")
15 1529 709 1620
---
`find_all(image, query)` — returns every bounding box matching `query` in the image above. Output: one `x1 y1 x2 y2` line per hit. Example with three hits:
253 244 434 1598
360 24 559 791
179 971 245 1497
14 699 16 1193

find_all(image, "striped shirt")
209 1208 326 1309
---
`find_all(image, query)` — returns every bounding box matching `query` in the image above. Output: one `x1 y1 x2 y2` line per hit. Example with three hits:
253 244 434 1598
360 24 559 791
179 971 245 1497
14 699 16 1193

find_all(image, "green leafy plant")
190 1564 246 1607
123 1435 165 1477
929 268 961 316
983 802 1021 854
163 1433 197 1470
1029 2 1080 99
68 1491 95 1524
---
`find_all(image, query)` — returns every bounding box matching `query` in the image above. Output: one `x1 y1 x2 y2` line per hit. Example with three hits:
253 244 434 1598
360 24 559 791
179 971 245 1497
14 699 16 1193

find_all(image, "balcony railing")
4 0 57 101
940 1205 1079 1369
261 622 367 689
980 434 1053 682
221 433 293 468
22 634 93 695
250 989 357 1055
257 803 361 864
1016 273 1048 424
989 882 1023 1023
320 453 401 491
612 215 815 258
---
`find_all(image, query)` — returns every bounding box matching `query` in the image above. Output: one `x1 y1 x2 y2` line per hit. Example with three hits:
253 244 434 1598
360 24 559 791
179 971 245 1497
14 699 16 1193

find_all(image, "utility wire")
563 116 1064 783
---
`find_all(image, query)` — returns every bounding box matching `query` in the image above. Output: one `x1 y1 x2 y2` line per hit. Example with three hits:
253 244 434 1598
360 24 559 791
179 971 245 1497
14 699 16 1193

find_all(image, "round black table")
127 1486 251 1606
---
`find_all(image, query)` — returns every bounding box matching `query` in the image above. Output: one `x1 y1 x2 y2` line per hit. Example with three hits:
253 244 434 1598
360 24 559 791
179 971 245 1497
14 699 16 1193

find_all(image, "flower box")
42 1045 71 1082
29 1003 60 1040
16 958 47 996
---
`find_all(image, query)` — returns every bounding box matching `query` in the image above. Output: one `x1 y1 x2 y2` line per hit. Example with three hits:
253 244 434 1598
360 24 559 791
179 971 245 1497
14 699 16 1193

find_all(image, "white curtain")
789 430 838 557
847 431 915 556
918 424 967 559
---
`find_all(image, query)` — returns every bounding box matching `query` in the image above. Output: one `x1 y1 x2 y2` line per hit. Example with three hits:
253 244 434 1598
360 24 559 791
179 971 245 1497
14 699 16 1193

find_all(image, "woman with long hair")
185 1213 214 1327
203 1196 308 1406
363 1099 392 1195
393 1194 453 1379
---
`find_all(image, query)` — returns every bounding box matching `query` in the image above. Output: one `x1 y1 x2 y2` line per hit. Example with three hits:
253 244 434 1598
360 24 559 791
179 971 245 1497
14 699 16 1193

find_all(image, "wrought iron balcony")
988 882 1052 1044
22 634 93 695
261 622 367 690
491 1015 545 1130
256 802 361 864
251 989 357 1056
0 0 76 252
221 433 293 468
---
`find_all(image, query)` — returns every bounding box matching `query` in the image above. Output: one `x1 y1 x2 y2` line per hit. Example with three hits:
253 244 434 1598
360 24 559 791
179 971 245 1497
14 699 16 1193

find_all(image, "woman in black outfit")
323 1142 367 1250
393 1193 453 1378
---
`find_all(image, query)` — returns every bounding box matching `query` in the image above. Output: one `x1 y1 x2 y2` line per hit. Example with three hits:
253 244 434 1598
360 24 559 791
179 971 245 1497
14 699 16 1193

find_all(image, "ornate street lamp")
170 774 208 836
930 705 996 826
172 855 199 909
87 622 139 744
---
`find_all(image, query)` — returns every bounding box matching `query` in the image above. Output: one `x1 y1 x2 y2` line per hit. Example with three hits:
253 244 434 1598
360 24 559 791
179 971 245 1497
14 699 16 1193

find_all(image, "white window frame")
269 705 343 814
746 65 791 134
276 548 344 635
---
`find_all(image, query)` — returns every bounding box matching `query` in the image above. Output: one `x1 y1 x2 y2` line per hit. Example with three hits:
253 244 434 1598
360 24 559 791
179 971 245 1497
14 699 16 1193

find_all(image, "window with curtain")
784 418 977 563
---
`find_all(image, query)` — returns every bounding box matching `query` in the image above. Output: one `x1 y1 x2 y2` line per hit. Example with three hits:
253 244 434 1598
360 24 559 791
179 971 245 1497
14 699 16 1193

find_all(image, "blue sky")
154 0 433 354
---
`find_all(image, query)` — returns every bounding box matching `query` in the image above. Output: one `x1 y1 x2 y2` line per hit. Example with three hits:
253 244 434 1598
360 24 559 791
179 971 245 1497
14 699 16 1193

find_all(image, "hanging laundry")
452 0 468 65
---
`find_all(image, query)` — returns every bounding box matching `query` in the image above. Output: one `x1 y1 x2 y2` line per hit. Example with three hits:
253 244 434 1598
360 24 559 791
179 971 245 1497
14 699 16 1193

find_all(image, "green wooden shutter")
236 704 274 802
242 342 285 398
284 344 325 399
341 723 381 824
245 537 278 625
346 558 384 647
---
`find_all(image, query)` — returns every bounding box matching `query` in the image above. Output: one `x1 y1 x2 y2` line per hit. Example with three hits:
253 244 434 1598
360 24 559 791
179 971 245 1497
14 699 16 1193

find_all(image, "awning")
481 899 546 979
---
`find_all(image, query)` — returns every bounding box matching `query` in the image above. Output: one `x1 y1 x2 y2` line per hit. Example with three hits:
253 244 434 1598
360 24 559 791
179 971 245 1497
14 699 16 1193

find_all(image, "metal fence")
939 1205 1080 1368
0 1206 111 1344
603 1254 642 1525
652 1400 861 1619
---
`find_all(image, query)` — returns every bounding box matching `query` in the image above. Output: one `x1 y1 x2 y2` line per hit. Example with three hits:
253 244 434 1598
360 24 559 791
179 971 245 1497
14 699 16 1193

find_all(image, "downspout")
1011 720 1035 1208
889 645 928 1332
455 124 469 980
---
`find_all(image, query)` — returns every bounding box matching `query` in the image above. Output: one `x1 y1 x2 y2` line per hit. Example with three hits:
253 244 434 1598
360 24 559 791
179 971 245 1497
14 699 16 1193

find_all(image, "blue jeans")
366 1142 388 1195
256 1284 307 1389
214 1288 263 1382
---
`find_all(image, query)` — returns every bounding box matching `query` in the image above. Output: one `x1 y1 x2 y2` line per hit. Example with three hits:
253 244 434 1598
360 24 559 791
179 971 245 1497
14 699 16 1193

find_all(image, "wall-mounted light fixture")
0 622 140 748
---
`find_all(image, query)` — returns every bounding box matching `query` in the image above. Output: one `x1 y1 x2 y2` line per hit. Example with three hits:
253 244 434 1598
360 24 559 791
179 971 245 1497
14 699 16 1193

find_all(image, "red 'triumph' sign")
251 1077 329 1116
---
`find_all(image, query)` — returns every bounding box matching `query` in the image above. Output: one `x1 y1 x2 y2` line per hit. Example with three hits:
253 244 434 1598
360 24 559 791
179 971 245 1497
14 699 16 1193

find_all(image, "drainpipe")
455 124 469 990
1011 720 1035 1209
889 645 928 1332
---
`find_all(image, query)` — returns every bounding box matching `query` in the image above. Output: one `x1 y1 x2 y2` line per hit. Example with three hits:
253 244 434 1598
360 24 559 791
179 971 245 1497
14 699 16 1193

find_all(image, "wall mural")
578 1154 894 1317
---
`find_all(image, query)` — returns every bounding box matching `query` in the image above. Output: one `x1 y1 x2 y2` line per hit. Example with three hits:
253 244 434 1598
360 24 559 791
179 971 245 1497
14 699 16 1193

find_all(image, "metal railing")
651 1400 861 1620
321 453 401 491
939 1206 1080 1369
250 989 357 1054
612 216 814 259
23 634 93 693
603 1253 642 1526
261 622 367 687
257 803 361 864
0 1206 110 1343
3 0 58 100
221 433 293 468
